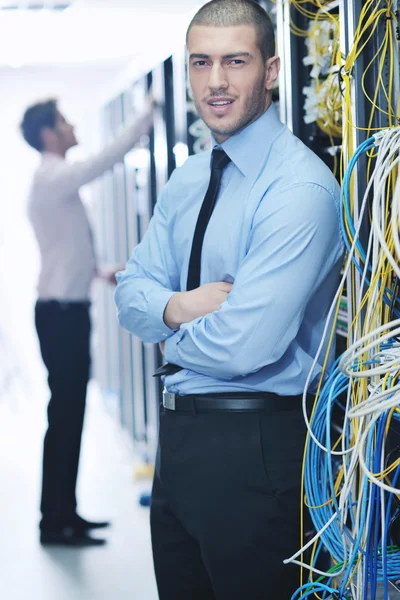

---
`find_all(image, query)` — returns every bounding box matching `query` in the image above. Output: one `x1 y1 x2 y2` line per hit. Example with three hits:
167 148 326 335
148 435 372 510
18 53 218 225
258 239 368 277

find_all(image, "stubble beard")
194 77 268 142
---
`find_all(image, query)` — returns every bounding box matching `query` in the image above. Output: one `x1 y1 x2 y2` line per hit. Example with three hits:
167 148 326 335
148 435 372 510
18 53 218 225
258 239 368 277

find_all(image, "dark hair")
186 0 275 62
20 99 58 151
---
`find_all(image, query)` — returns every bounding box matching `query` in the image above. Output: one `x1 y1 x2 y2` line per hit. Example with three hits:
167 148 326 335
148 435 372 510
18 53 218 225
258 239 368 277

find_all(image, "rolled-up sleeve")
115 181 180 343
163 182 343 379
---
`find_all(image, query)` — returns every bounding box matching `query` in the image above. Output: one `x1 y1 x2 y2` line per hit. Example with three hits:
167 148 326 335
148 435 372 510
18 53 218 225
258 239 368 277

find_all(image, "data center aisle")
0 380 158 600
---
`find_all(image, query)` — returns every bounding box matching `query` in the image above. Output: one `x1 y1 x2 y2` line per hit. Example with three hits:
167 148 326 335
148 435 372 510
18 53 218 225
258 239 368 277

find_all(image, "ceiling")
0 0 202 67
0 0 74 9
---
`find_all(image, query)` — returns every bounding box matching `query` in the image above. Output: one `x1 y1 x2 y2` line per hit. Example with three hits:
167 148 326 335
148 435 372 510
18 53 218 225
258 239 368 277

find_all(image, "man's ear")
265 56 280 91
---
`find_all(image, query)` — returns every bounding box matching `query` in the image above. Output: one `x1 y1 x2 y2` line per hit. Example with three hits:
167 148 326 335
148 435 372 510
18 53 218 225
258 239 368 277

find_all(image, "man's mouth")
207 97 235 115
209 100 233 106
208 97 234 106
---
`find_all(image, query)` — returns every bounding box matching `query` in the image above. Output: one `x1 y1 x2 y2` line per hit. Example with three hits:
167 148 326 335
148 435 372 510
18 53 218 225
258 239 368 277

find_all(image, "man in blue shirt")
115 0 343 597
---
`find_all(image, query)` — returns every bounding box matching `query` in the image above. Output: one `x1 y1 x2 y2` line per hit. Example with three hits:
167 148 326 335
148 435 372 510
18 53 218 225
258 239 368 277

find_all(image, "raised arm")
45 107 153 199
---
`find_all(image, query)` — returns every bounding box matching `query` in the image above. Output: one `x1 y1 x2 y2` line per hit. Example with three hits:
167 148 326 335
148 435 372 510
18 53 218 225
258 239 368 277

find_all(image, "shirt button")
162 333 167 337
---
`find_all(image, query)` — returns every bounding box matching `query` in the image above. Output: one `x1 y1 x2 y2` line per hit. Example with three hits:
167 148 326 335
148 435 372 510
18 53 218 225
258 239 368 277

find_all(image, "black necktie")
154 148 231 378
186 148 231 291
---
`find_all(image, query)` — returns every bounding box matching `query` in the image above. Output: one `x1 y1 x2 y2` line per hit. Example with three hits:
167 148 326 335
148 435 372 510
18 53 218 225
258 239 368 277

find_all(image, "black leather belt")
162 389 306 413
36 299 91 308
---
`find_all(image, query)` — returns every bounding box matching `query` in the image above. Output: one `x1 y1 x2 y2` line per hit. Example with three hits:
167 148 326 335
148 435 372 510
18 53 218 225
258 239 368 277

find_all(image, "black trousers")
151 399 310 600
35 300 91 530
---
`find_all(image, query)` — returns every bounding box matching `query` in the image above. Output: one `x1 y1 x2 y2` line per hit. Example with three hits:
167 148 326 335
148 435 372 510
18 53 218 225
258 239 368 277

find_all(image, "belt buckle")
163 389 176 411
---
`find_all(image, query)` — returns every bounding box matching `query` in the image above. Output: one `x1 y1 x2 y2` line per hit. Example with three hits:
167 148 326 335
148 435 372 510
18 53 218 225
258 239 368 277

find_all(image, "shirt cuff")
163 329 183 364
146 287 177 339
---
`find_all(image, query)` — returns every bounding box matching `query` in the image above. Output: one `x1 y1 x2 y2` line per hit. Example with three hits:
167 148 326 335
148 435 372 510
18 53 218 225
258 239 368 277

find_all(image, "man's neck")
213 99 273 145
42 149 66 159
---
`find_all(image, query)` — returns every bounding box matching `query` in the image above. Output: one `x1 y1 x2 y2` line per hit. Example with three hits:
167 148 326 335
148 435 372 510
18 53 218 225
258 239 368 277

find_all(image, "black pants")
151 399 309 600
35 300 91 530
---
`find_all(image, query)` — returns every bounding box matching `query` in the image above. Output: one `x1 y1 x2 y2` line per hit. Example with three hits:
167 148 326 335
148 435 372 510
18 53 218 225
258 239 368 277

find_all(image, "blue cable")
339 135 400 317
291 581 338 600
300 347 400 599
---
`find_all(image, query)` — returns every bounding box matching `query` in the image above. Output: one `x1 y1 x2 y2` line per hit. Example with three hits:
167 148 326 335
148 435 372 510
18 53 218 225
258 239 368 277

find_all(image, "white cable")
295 127 400 595
302 127 400 454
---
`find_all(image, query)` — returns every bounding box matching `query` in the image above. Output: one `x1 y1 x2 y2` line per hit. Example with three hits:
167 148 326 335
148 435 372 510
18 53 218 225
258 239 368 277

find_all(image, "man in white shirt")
21 98 152 546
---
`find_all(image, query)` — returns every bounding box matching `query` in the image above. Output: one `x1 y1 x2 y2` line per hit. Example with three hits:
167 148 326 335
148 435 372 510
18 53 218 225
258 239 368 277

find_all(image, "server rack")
93 98 124 420
93 52 188 459
125 77 150 447
275 0 397 350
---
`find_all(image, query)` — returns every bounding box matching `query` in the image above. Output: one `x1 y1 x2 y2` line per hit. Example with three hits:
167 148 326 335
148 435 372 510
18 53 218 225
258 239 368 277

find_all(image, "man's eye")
194 61 208 67
230 60 244 65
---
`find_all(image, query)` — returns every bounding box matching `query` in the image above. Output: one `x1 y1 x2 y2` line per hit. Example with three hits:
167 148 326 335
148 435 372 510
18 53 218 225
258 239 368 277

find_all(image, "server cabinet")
144 62 172 455
97 99 123 420
114 91 134 436
172 50 190 165
124 77 151 449
94 50 200 456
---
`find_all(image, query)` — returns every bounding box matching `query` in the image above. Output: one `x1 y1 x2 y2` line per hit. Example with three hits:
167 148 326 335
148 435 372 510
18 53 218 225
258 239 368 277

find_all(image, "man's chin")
209 125 237 142
200 116 232 135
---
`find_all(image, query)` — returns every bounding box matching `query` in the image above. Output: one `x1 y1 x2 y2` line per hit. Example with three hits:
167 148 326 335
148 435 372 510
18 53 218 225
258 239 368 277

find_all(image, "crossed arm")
115 181 342 380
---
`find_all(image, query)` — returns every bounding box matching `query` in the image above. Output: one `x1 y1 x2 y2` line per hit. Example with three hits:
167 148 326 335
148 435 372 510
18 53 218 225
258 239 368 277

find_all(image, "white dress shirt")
28 110 152 301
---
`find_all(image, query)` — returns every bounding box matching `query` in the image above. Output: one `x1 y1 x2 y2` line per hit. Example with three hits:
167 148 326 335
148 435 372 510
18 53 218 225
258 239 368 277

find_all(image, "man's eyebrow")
189 52 252 60
222 52 252 59
189 53 210 60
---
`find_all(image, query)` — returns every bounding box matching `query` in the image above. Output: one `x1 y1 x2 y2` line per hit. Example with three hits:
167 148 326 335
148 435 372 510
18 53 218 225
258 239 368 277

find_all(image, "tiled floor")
0 380 158 600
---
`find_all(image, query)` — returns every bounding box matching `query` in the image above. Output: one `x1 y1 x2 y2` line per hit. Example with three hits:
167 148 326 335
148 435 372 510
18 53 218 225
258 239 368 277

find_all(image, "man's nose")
208 63 228 92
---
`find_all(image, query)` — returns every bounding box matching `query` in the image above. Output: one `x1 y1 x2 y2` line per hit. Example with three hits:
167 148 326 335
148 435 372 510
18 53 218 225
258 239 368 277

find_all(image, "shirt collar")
211 103 284 177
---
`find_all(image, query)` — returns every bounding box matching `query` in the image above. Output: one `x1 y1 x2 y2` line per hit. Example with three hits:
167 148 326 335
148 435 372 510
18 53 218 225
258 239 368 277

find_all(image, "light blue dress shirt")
115 104 344 396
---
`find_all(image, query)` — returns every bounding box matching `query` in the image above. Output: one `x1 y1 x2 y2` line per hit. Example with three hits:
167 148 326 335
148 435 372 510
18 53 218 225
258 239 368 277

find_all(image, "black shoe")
72 514 111 530
40 527 106 547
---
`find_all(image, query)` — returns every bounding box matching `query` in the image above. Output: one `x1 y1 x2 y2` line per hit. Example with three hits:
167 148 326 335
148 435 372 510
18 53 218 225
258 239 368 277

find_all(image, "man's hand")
97 266 124 286
163 282 233 330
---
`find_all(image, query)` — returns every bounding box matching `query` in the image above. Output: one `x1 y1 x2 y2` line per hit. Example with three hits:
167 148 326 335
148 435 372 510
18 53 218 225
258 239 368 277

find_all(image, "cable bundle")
285 0 341 38
303 17 342 140
285 128 400 599
281 0 398 179
271 6 400 594
340 0 397 184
